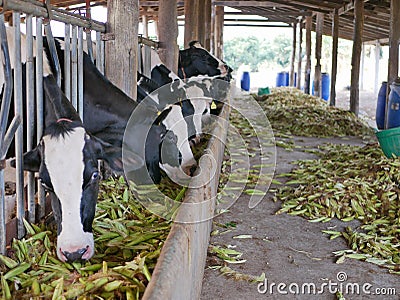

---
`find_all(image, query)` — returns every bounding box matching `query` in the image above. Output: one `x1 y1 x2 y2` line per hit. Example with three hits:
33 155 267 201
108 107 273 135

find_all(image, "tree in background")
224 35 292 72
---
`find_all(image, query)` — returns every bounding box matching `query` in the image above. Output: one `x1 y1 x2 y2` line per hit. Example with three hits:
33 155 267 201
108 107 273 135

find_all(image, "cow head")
178 41 232 79
13 75 122 262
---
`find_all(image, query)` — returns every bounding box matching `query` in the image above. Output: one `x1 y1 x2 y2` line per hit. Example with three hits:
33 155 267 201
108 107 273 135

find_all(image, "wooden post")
297 20 303 90
210 4 216 54
350 0 364 116
374 40 380 96
158 0 179 73
184 0 199 47
304 15 312 94
204 0 212 50
214 6 224 59
290 20 297 87
385 0 400 128
313 13 324 98
106 0 138 99
330 8 339 106
360 43 365 90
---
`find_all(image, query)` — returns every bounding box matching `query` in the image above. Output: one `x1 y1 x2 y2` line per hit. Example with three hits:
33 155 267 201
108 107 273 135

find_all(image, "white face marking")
161 105 195 169
190 98 207 137
43 127 94 260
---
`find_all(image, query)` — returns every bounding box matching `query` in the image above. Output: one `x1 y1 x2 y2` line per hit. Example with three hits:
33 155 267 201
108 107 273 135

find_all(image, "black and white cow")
138 44 232 145
44 38 197 182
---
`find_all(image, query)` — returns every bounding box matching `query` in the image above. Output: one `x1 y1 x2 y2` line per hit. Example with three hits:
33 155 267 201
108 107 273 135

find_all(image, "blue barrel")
387 83 400 128
241 71 250 91
375 82 387 130
321 73 330 101
276 72 288 87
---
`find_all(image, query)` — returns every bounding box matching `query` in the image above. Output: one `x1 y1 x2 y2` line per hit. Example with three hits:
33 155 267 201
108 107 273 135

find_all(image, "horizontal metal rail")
0 0 106 32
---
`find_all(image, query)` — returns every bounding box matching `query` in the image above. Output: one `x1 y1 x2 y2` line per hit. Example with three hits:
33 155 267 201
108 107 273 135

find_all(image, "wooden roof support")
204 0 212 50
214 5 224 59
385 0 400 128
290 20 297 87
184 0 199 47
106 0 138 99
350 0 364 116
330 8 339 106
297 20 303 89
158 0 179 73
304 15 312 94
313 12 323 98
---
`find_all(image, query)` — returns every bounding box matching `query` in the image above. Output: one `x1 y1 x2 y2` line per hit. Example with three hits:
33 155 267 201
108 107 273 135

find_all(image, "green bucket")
375 126 400 158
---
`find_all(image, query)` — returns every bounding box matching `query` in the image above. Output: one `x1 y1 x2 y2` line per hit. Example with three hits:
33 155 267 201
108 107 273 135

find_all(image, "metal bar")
26 14 35 223
0 0 105 32
86 31 94 64
2 116 21 157
36 17 45 219
64 23 71 100
144 45 151 77
78 26 84 119
44 22 61 87
71 25 78 109
13 13 25 238
100 35 104 74
95 30 102 73
0 13 13 255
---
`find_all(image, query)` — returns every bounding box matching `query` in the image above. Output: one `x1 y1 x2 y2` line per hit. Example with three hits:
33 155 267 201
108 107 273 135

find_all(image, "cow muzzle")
182 159 198 176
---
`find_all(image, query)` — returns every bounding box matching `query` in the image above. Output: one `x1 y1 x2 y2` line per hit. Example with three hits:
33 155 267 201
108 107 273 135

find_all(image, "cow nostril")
62 246 89 262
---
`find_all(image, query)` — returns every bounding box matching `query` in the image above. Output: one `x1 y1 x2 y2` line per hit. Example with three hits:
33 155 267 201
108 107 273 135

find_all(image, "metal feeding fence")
0 0 106 255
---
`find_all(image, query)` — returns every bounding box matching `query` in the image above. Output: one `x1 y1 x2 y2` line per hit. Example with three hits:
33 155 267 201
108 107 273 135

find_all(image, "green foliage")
224 35 292 72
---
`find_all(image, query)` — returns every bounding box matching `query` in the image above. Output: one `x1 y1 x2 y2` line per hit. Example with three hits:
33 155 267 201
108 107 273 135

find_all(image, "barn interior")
0 1 400 299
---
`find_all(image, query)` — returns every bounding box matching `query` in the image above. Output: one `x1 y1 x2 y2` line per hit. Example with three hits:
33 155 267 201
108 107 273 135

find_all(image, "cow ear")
10 146 41 172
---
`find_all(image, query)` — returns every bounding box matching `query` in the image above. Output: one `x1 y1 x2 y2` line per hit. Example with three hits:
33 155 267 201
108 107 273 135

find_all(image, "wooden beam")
106 0 138 99
385 0 400 128
214 5 224 59
290 20 297 87
184 0 199 47
304 15 312 94
297 20 303 89
330 8 339 106
374 40 380 96
313 12 324 98
204 0 212 50
350 0 364 116
140 1 184 6
211 1 290 7
158 0 178 73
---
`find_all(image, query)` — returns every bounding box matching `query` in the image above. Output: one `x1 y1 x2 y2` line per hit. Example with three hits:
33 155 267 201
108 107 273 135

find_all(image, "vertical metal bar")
86 30 94 63
144 45 151 77
64 23 71 100
26 15 35 223
78 27 84 119
13 13 25 238
0 13 13 254
96 31 101 72
71 25 78 109
36 18 46 219
100 36 104 74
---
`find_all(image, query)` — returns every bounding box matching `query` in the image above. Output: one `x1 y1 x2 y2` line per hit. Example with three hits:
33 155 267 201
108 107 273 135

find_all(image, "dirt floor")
200 91 400 300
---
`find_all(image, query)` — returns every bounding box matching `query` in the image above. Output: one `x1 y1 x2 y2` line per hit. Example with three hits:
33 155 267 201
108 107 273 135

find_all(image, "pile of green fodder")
275 142 400 272
254 87 374 137
0 176 180 299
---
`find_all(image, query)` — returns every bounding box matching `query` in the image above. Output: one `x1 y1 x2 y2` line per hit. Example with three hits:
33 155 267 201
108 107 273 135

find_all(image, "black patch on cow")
151 65 174 86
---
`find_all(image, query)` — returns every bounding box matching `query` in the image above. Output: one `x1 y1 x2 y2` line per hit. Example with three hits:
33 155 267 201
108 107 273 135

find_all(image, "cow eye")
91 171 100 181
